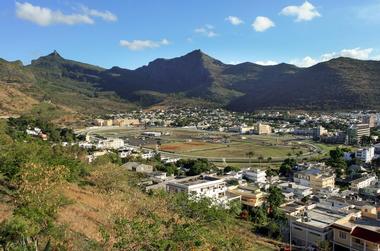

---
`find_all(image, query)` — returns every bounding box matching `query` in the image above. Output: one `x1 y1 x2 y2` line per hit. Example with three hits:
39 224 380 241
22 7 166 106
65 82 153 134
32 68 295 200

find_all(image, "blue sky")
1 0 380 69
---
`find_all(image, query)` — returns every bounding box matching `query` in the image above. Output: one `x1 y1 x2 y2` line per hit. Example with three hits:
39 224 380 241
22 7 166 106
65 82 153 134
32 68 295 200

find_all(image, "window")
310 232 320 237
339 231 347 240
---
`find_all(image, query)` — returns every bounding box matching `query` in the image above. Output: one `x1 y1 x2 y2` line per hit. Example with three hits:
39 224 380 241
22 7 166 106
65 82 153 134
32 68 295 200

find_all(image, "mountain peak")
47 50 63 59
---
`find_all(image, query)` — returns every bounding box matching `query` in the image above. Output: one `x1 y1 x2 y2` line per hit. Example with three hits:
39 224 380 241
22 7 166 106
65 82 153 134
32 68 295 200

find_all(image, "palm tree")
258 155 264 167
246 151 255 165
267 157 272 163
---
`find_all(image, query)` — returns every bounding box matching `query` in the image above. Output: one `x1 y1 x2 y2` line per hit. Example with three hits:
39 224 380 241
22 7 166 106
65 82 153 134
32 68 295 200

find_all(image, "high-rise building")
362 114 377 128
347 124 370 145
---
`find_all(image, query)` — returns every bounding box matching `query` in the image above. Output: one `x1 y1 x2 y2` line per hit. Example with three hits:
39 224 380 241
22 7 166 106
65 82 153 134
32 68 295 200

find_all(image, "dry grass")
0 82 38 115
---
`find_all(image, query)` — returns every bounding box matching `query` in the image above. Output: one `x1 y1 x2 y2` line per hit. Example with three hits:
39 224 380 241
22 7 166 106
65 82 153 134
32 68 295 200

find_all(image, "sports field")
87 127 320 162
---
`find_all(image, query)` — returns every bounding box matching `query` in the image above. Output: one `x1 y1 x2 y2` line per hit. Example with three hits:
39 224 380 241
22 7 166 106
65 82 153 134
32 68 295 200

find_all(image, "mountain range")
1 49 380 115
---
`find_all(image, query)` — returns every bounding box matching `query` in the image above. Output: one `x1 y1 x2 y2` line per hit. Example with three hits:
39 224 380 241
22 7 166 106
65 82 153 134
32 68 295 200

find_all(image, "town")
57 107 380 250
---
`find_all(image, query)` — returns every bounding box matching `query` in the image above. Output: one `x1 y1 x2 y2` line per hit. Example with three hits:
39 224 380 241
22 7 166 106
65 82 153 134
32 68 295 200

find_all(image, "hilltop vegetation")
0 116 278 250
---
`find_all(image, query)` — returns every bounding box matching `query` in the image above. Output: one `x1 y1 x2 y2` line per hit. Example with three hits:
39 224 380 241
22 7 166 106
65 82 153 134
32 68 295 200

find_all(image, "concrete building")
313 126 328 140
294 168 335 192
122 162 153 173
98 138 124 150
255 123 272 135
166 176 240 205
355 147 375 163
278 182 313 199
243 169 267 184
228 185 267 207
347 124 370 145
362 114 377 128
350 175 378 191
332 205 380 251
286 203 351 249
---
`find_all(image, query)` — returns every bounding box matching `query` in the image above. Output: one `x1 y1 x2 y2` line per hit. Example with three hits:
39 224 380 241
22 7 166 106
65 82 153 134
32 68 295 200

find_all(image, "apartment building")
285 203 351 248
166 176 240 204
355 147 375 163
332 205 380 251
362 114 377 128
350 175 378 191
294 168 335 192
228 185 267 207
243 169 267 184
256 123 272 135
347 124 370 145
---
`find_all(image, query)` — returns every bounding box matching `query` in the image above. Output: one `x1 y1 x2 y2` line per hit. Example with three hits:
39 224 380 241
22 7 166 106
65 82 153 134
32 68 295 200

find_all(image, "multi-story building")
166 176 240 205
97 138 124 149
285 203 351 249
362 114 377 128
355 147 375 163
313 126 328 140
294 168 335 192
228 185 267 208
255 123 272 135
243 169 267 184
332 205 380 251
347 124 370 145
350 175 378 191
278 182 313 199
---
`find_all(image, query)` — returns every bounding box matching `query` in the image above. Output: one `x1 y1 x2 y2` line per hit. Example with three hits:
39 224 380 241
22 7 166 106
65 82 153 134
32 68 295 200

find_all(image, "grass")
93 127 315 160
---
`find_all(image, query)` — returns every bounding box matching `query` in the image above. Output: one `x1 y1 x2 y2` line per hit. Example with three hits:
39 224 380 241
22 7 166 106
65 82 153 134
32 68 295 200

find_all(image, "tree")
279 158 296 177
246 151 255 165
224 166 240 173
267 186 285 211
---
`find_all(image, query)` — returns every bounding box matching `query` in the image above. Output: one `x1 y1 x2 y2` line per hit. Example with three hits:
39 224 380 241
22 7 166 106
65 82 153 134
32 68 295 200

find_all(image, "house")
228 185 267 207
350 175 378 191
122 162 153 173
355 147 375 163
332 205 380 251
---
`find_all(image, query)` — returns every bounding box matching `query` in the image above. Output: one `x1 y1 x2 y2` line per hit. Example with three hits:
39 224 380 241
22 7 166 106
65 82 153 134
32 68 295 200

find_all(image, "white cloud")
321 48 373 61
15 2 117 26
291 47 378 67
80 6 117 22
255 60 278 66
290 56 318 67
252 16 275 32
120 39 170 51
194 25 218 37
16 2 93 26
225 16 244 25
280 1 321 22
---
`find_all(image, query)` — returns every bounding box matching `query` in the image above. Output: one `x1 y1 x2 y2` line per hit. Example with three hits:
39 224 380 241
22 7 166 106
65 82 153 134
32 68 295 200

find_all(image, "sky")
1 0 380 69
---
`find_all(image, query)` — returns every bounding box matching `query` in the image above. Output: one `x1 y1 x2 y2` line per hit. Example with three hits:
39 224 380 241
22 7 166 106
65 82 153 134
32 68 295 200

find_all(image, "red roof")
351 226 380 244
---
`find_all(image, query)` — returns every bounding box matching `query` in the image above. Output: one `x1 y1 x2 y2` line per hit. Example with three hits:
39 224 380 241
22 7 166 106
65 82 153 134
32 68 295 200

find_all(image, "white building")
97 138 125 150
278 182 313 199
355 147 375 163
350 175 378 191
142 131 162 137
166 176 240 205
243 169 267 184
